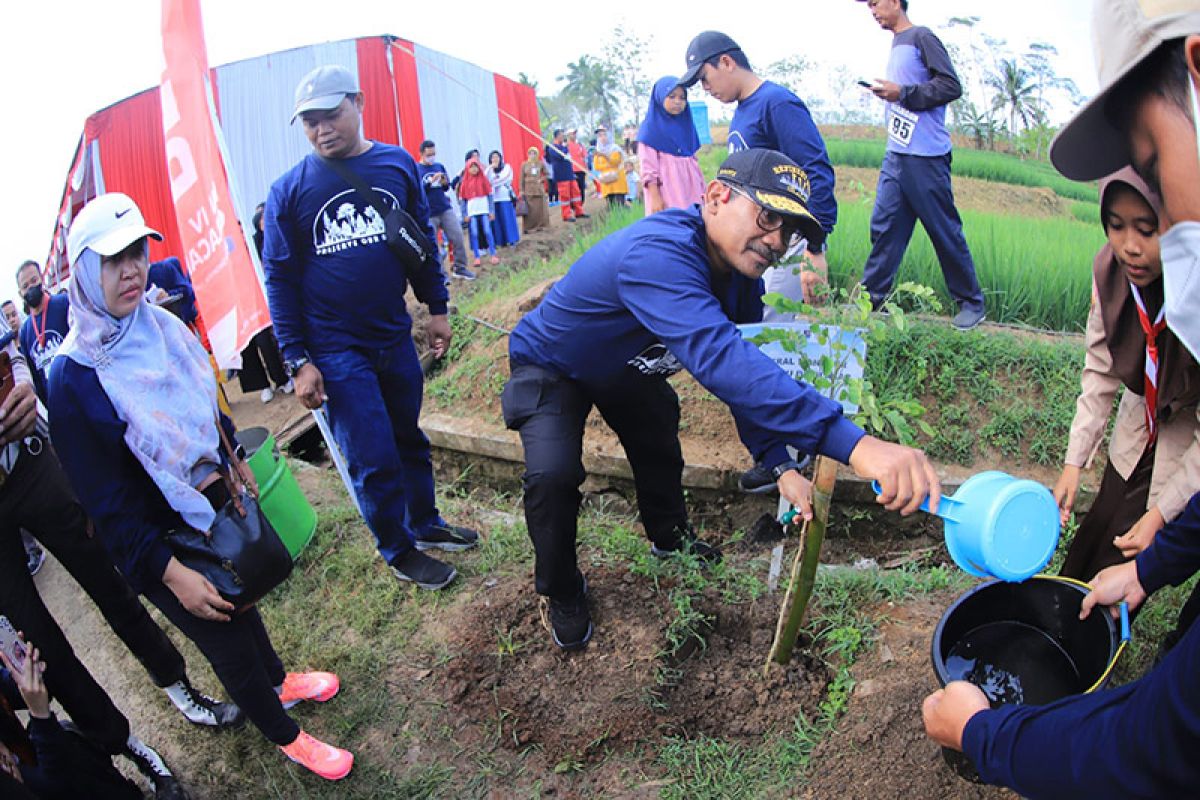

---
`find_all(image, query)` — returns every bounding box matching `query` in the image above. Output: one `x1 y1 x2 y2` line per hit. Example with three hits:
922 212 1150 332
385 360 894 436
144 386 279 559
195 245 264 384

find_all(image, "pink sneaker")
489 255 500 265
277 671 340 710
281 730 353 780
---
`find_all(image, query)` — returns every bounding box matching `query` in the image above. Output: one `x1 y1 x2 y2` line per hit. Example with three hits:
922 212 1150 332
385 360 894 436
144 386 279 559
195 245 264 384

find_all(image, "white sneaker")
281 379 295 394
260 387 275 404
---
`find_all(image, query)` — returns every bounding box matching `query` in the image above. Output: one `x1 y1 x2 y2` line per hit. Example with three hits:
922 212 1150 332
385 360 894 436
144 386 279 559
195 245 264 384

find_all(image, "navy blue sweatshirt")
727 81 837 247
262 142 448 362
417 160 453 216
962 492 1200 797
509 207 865 467
47 357 236 594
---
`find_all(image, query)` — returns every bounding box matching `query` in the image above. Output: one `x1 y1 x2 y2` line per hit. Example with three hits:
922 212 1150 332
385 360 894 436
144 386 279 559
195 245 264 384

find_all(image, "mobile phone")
857 79 874 89
0 616 27 676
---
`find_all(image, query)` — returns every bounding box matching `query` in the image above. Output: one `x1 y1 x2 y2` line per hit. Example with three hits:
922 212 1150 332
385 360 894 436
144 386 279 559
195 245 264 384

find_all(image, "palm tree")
558 56 619 129
987 58 1039 140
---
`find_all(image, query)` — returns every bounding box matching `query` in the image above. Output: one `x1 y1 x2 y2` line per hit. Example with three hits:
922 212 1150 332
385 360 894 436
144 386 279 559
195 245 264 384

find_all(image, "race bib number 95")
887 105 918 148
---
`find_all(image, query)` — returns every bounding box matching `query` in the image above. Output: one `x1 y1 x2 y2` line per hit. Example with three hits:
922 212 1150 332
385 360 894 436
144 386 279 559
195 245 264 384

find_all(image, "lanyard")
30 304 49 348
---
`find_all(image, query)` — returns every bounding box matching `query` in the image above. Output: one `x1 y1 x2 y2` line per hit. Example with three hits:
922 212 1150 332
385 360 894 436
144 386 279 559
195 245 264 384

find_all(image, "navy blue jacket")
509 206 864 468
728 81 837 248
545 141 575 184
963 492 1200 797
262 142 448 362
47 358 236 594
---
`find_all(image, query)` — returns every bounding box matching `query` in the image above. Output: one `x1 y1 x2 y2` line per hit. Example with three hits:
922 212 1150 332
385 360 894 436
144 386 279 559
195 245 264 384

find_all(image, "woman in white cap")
45 192 354 782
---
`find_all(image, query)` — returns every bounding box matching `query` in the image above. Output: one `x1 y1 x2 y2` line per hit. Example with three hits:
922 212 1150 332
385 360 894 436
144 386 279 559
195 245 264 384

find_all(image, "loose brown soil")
434 566 830 768
803 595 1017 800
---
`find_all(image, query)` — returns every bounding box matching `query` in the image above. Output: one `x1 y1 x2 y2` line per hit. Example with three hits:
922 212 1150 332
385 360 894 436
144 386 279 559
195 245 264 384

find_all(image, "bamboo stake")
765 455 840 672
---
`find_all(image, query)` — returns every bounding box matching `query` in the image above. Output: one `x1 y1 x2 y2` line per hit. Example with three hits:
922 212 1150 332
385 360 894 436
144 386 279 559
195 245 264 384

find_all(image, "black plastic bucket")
930 576 1128 780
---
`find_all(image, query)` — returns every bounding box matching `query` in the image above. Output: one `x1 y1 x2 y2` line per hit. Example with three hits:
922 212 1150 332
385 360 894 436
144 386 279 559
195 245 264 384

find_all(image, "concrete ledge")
419 412 1006 505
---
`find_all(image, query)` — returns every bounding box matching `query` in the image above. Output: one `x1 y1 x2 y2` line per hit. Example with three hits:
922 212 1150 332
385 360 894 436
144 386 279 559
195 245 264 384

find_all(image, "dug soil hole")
436 566 831 766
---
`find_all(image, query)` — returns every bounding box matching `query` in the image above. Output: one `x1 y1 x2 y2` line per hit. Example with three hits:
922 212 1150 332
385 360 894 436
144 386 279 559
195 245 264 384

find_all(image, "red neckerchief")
1131 283 1168 443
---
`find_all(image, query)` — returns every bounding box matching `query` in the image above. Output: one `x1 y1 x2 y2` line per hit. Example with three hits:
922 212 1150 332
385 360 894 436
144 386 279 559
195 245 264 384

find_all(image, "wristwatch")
284 356 310 378
771 459 804 481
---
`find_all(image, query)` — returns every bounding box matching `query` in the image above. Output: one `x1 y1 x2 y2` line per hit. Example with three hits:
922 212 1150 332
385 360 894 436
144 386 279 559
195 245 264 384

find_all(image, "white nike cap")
67 192 163 266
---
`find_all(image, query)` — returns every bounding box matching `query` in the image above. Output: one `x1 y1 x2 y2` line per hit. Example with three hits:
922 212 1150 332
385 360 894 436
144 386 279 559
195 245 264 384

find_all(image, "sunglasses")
723 182 808 258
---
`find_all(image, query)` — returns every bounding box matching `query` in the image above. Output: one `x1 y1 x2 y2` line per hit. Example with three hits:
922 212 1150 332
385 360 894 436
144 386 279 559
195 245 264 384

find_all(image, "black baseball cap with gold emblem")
715 148 824 245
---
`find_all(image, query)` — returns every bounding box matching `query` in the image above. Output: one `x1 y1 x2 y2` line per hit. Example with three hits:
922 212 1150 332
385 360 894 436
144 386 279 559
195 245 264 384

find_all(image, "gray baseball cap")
1050 0 1200 181
291 64 359 124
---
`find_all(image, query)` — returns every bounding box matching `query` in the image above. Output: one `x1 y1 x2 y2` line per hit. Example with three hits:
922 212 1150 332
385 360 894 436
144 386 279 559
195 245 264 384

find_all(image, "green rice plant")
828 202 1105 331
824 138 1099 202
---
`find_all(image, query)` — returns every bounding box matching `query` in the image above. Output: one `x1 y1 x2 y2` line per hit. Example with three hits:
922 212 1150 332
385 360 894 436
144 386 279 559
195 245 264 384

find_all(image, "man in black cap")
503 147 941 651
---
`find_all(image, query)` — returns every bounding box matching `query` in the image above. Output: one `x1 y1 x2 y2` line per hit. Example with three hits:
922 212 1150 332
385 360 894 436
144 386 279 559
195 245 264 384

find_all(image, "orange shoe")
281 730 353 780
278 671 340 710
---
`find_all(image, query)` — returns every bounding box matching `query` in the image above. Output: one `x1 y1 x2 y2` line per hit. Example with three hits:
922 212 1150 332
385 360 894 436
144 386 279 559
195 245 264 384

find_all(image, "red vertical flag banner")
160 0 269 368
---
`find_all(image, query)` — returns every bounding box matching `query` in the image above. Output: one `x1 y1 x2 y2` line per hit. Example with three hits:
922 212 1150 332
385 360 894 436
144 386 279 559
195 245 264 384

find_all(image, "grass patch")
862 321 1085 467
700 140 1098 203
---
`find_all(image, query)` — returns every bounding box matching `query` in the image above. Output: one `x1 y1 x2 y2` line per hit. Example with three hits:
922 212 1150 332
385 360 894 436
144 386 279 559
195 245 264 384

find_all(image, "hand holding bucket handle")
848 435 941 515
871 481 964 520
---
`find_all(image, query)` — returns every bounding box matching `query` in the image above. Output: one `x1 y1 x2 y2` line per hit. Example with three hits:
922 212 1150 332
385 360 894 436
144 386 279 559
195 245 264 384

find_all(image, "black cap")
716 149 823 244
680 31 741 87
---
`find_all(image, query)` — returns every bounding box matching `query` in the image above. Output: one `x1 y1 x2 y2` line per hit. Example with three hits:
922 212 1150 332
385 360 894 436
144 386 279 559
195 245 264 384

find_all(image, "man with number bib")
858 0 986 330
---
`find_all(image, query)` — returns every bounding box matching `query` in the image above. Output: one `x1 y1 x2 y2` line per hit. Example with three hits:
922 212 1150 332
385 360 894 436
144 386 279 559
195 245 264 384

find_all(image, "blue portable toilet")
690 103 712 145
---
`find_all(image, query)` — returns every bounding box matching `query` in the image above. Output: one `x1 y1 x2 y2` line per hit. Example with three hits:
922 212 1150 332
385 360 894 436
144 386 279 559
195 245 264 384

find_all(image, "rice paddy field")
699 136 1109 332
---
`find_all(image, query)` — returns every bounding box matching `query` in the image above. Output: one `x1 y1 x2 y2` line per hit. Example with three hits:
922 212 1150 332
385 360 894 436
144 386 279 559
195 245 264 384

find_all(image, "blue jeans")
467 214 496 258
861 151 984 313
313 338 444 564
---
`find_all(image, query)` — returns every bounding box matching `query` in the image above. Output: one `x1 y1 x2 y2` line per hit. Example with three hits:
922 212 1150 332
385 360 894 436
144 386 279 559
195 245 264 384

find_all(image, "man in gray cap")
262 64 479 591
921 2 1200 796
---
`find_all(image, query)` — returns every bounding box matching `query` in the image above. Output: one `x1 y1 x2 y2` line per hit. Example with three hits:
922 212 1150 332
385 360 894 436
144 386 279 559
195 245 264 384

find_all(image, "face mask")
1159 76 1200 361
22 284 43 310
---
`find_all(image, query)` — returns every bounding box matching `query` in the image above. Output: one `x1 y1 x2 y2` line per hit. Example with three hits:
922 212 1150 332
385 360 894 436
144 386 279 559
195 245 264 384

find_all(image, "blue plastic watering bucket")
873 470 1060 582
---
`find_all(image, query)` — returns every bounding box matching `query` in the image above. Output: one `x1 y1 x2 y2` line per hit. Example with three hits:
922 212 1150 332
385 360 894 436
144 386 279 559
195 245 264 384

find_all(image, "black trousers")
0 439 186 754
501 364 688 599
143 584 298 746
237 327 288 393
574 171 587 198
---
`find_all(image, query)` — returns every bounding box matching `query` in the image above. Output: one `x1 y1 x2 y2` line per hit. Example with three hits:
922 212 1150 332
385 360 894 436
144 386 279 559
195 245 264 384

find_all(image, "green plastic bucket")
235 427 316 559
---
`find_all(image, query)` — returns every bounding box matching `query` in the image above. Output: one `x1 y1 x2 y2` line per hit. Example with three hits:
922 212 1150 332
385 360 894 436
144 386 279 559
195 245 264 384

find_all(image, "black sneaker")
737 462 777 494
390 549 457 590
548 577 592 651
167 681 245 729
123 736 188 799
951 306 986 331
738 455 813 494
415 523 480 552
650 525 723 564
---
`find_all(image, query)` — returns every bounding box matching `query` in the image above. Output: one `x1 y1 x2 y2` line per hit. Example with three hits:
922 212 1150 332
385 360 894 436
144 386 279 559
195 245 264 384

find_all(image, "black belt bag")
166 422 293 612
318 155 434 278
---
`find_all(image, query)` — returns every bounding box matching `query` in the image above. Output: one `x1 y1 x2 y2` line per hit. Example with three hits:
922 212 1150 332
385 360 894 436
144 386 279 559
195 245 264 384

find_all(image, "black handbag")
166 423 293 612
317 155 435 278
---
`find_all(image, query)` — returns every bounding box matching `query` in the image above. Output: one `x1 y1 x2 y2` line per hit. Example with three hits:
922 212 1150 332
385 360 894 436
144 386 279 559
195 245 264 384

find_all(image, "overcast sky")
0 0 1095 309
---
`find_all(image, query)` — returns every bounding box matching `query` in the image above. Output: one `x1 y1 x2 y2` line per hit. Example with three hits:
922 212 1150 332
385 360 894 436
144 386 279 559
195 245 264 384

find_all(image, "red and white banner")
160 0 268 368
